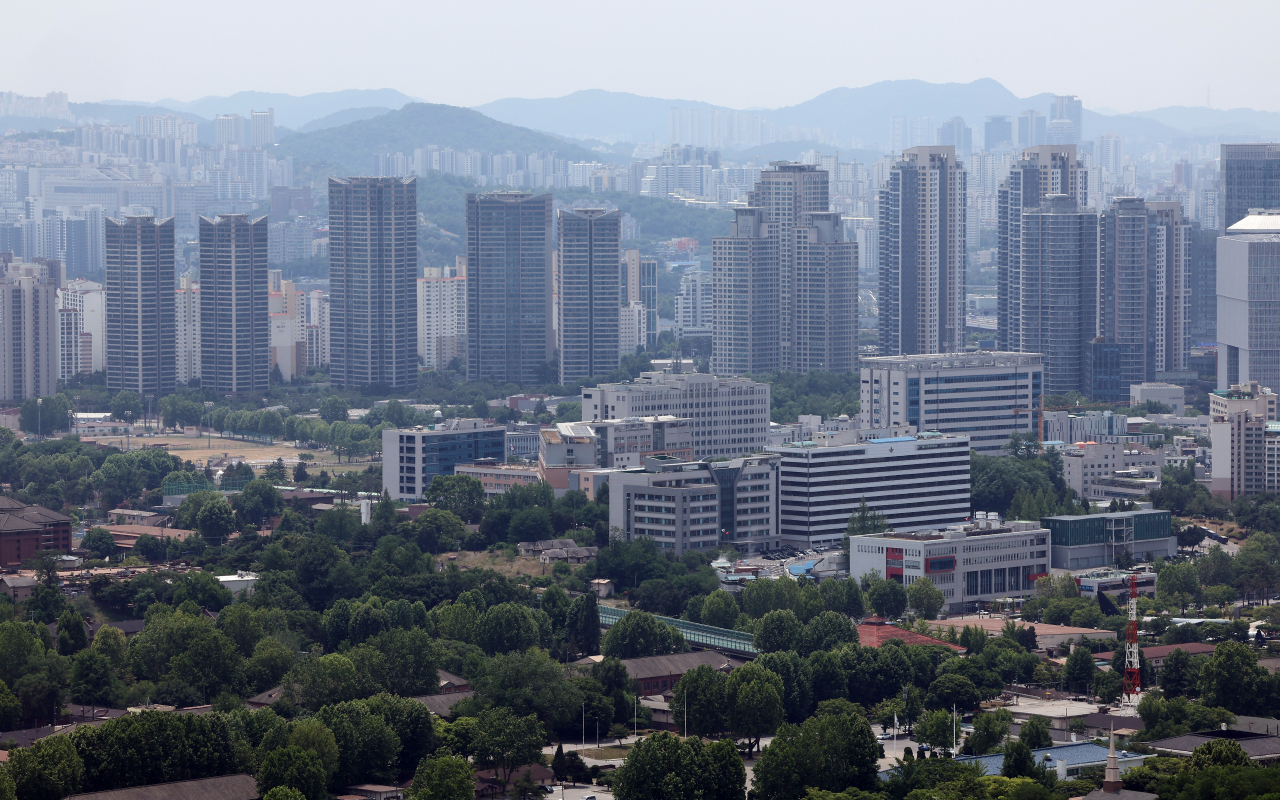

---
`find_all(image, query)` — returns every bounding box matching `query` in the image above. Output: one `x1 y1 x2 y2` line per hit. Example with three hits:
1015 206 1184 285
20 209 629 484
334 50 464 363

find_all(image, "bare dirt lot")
90 431 373 474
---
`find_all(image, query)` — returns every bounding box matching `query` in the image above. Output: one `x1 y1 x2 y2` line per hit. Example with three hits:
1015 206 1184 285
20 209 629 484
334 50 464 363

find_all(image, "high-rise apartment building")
745 163 829 369
997 145 1088 356
1093 198 1192 396
329 177 419 390
674 270 715 338
199 214 269 394
0 260 58 401
792 212 857 373
105 216 175 398
878 146 967 356
1013 196 1099 395
465 192 552 384
712 207 779 375
1017 110 1045 148
250 109 275 148
417 262 466 372
175 276 201 385
1218 212 1280 391
1221 144 1280 231
214 114 245 148
58 307 82 381
581 372 770 459
558 208 621 383
621 251 659 350
861 352 1044 454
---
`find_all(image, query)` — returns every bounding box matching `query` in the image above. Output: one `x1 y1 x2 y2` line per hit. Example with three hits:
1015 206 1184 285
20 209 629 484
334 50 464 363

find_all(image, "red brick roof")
857 617 965 651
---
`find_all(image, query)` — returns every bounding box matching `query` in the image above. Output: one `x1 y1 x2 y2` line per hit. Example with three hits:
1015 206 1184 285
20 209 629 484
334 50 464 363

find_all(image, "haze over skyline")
6 0 1276 114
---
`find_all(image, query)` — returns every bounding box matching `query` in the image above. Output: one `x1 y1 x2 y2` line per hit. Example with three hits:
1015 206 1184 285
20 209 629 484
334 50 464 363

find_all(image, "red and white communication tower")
1121 573 1141 707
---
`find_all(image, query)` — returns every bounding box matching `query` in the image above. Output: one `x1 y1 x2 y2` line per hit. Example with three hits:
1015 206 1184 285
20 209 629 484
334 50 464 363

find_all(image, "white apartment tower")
417 263 466 372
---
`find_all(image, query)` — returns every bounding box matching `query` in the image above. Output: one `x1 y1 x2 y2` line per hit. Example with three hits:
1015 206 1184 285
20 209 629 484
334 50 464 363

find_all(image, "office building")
465 192 552 384
1042 410 1131 445
1009 196 1098 395
847 515 1047 613
105 216 175 398
175 277 200 386
1208 381 1278 498
1094 198 1192 395
1221 144 1280 231
619 301 647 357
712 207 779 375
329 177 419 390
860 352 1044 454
250 109 275 148
199 214 269 394
609 454 781 555
792 212 857 373
1049 95 1083 144
1060 442 1167 506
768 428 971 548
985 116 1013 151
0 260 58 401
1218 211 1280 391
417 262 466 372
621 251 658 350
878 146 967 356
936 117 972 160
1017 110 1046 148
997 145 1087 353
1129 383 1185 414
1042 510 1175 570
382 420 506 500
558 208 621 383
582 372 770 459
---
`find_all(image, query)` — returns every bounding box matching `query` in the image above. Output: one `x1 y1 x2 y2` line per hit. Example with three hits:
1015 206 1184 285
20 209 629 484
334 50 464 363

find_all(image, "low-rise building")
847 514 1050 614
1041 509 1176 570
1061 442 1167 504
538 422 599 496
454 461 541 496
1130 382 1186 415
609 454 780 554
957 742 1146 782
382 419 506 501
217 571 258 597
0 498 72 566
766 429 971 548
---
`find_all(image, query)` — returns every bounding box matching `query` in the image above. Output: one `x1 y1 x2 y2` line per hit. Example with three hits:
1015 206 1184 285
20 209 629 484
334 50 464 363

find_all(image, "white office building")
609 454 781 555
766 429 971 549
582 372 770 459
861 352 1044 454
847 516 1050 614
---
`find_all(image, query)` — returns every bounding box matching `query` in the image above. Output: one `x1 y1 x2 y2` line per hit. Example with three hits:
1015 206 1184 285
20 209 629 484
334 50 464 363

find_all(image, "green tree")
425 474 486 523
726 662 785 757
263 789 307 800
751 709 880 800
316 701 403 786
613 731 700 800
109 390 144 422
1198 640 1270 714
472 707 545 786
906 577 945 620
81 527 116 560
867 578 908 619
195 496 236 543
288 718 340 779
970 708 1013 755
7 734 83 800
913 708 962 753
1001 739 1039 778
602 611 686 659
846 498 890 538
69 650 120 706
283 653 361 710
408 752 475 800
755 609 803 653
56 608 87 656
1158 647 1199 698
1187 738 1252 771
926 674 981 711
1019 715 1053 749
231 480 285 528
475 603 539 655
671 664 729 737
318 396 350 423
567 592 601 656
256 746 328 800
1063 645 1097 693
701 590 741 629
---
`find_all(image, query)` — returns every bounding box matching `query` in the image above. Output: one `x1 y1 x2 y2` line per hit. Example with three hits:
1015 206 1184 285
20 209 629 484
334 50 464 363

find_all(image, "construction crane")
1121 573 1141 707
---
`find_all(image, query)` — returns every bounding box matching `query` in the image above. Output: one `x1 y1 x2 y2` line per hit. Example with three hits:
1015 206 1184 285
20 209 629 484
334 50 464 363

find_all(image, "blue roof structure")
955 742 1144 775
788 560 818 576
868 436 917 443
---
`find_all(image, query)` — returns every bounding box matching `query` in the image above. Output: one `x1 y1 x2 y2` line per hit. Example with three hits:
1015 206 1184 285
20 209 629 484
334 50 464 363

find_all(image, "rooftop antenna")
1121 573 1141 707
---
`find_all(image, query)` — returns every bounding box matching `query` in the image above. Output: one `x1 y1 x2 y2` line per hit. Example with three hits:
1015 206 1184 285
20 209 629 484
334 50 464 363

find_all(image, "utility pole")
37 397 41 440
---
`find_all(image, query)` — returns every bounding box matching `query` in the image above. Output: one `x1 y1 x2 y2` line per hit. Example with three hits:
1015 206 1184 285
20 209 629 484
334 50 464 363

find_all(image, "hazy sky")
6 0 1275 113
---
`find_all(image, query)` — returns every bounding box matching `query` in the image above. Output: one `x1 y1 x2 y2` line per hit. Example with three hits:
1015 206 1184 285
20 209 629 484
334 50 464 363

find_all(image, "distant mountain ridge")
140 89 420 129
476 80 1280 150
274 102 606 182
